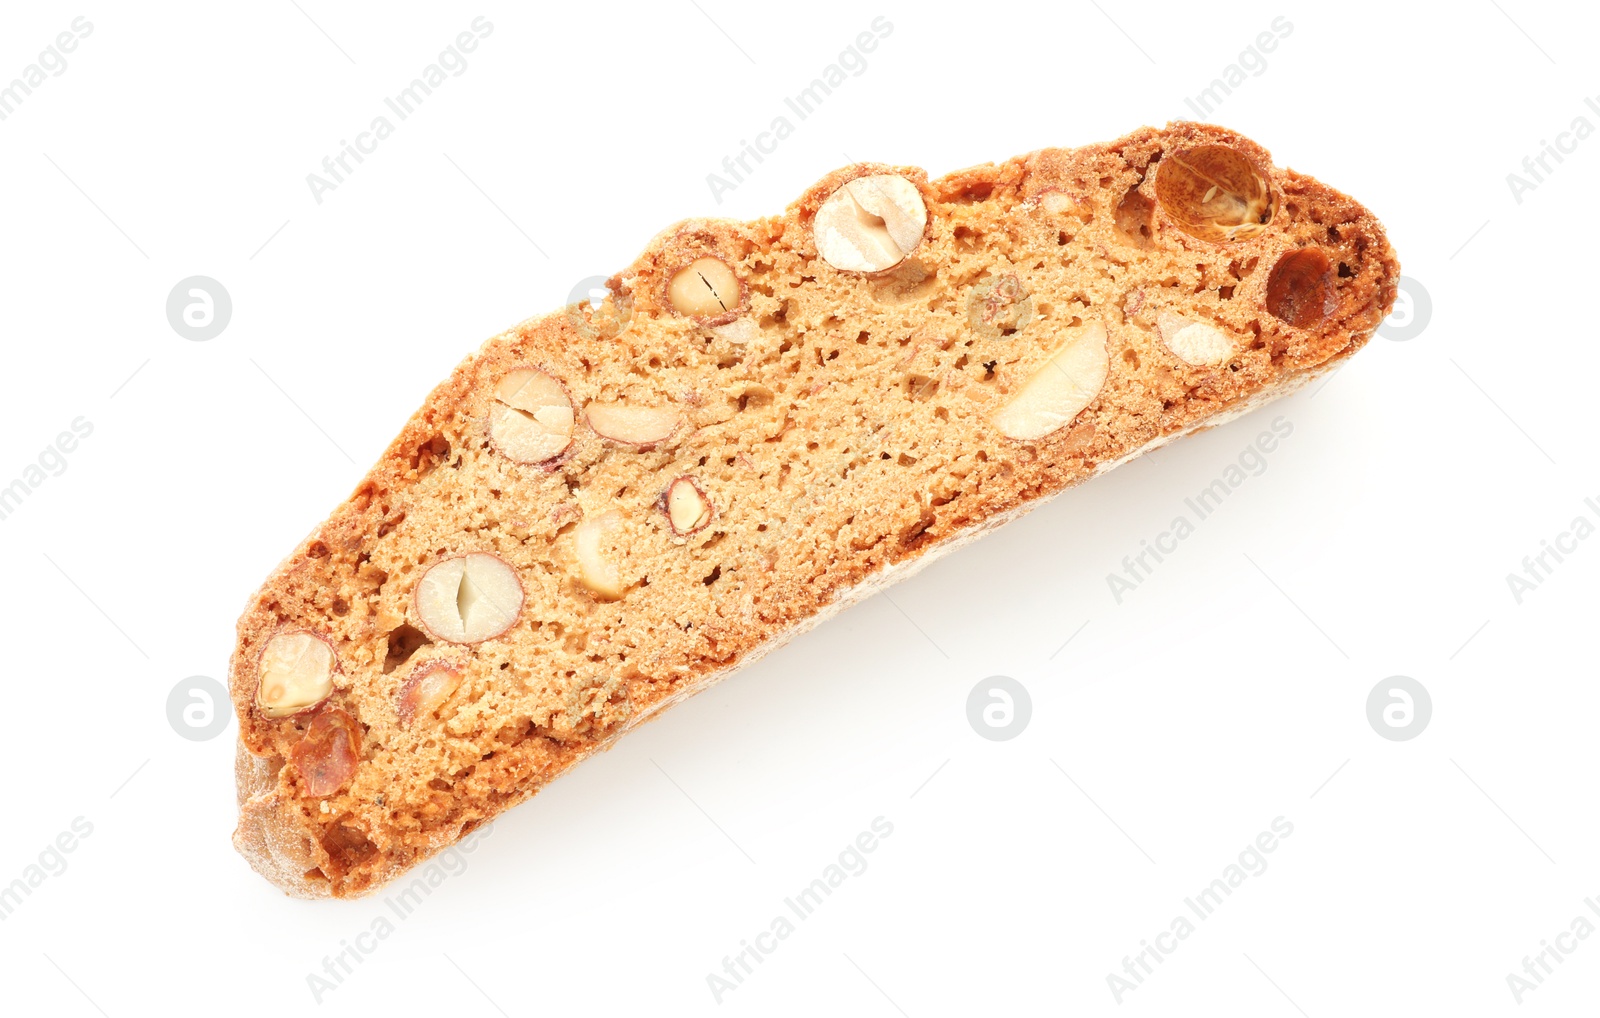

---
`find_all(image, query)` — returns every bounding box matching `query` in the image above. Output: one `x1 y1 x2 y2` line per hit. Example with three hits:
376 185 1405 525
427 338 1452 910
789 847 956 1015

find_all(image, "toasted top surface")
230 122 1397 897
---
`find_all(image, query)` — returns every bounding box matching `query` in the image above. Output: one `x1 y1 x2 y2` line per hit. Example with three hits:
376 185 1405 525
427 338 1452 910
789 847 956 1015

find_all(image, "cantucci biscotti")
231 122 1398 897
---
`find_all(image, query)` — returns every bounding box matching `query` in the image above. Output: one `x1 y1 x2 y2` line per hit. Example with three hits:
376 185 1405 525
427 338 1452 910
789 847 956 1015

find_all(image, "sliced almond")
574 509 628 599
1156 310 1235 366
488 368 574 464
414 553 524 645
586 402 682 447
992 321 1109 441
256 631 337 719
667 257 742 319
663 476 713 536
813 174 927 273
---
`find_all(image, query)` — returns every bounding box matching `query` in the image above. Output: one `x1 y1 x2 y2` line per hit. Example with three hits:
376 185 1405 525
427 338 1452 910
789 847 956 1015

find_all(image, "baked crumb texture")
231 123 1398 898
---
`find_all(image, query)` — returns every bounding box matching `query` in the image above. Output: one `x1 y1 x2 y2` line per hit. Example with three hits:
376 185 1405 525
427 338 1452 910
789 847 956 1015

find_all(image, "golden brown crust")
230 123 1398 898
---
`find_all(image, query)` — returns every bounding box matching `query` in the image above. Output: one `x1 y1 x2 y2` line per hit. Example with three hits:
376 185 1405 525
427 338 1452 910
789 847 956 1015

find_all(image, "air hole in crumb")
1122 348 1139 369
383 624 431 674
331 597 350 617
1114 186 1155 246
320 825 377 872
982 360 997 378
702 565 722 586
307 541 329 559
899 512 936 548
1337 262 1353 278
1219 285 1235 300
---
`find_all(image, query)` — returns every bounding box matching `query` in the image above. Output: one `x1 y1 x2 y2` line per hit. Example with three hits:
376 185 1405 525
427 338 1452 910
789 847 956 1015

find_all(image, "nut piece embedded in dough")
414 553 524 645
290 708 360 797
662 476 713 536
668 257 742 319
256 631 337 719
1157 310 1235 366
1154 146 1274 242
574 509 628 599
967 273 1032 339
397 661 462 728
711 317 760 345
813 174 928 273
1032 188 1081 216
488 368 574 464
1265 247 1337 328
991 321 1109 441
586 402 683 447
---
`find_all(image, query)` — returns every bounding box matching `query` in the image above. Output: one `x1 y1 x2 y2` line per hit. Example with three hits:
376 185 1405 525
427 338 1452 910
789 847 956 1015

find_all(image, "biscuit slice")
231 123 1398 897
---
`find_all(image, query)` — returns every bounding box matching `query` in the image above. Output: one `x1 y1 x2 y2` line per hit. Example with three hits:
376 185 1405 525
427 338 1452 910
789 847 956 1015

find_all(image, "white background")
0 1 1594 1014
